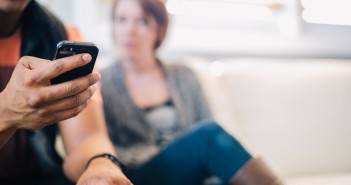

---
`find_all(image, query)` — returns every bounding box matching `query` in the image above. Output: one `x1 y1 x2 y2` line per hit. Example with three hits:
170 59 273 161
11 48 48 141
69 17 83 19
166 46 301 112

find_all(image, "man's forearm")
0 126 16 149
0 92 17 149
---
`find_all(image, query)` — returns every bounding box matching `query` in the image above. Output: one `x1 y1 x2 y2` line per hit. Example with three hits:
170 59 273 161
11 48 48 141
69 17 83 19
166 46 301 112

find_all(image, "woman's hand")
77 157 133 185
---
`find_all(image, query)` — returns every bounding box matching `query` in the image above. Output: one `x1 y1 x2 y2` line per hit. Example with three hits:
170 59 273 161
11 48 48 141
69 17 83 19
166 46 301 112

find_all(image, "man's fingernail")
82 54 92 62
93 73 101 82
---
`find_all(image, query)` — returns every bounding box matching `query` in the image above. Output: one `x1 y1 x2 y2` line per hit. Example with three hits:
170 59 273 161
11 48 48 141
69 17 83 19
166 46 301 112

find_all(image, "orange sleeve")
65 26 84 42
65 26 103 105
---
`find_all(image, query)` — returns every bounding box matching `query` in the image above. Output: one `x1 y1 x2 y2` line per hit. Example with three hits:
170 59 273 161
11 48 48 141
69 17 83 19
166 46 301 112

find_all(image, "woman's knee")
193 121 247 152
193 120 224 136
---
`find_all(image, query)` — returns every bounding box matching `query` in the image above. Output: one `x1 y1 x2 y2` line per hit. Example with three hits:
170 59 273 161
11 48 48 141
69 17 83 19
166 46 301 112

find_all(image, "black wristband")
86 153 127 173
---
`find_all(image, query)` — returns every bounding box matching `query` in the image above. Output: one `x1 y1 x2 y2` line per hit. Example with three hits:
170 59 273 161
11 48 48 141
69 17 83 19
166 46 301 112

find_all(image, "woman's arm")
59 95 131 184
59 26 130 184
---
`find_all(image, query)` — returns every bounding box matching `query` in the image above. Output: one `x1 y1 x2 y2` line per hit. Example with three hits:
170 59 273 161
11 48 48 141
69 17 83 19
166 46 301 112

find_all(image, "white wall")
38 0 351 68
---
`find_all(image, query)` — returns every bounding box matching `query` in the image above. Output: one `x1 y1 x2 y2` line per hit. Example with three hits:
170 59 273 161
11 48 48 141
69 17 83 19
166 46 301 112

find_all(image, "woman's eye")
137 18 148 26
116 16 126 24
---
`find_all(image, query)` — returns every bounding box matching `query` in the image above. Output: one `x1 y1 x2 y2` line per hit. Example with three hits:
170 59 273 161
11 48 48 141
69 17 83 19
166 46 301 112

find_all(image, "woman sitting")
101 0 284 184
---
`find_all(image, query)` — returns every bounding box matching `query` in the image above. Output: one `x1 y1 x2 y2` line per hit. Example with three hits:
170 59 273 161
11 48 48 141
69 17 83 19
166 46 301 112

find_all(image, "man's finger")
36 53 92 82
46 102 89 124
28 73 100 107
36 86 97 116
18 56 50 70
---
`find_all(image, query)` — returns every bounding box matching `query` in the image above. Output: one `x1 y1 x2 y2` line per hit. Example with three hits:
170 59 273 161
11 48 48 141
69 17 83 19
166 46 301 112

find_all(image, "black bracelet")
86 153 127 173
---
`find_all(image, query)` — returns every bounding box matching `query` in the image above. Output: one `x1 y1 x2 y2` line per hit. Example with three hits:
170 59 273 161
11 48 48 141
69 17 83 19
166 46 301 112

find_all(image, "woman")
101 0 284 184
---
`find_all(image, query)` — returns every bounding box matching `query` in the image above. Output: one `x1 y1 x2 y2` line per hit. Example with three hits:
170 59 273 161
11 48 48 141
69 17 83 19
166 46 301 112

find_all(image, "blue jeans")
126 120 252 185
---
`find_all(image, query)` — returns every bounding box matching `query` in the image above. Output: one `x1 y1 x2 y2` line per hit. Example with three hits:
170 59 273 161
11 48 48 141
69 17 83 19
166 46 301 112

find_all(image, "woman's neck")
120 54 160 74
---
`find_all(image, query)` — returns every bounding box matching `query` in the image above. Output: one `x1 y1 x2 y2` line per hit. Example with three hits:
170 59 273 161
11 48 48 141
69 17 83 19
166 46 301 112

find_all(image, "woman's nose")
124 22 137 35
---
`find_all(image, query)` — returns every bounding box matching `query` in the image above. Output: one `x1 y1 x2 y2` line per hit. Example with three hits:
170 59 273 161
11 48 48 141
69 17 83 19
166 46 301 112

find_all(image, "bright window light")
302 0 351 26
166 0 275 21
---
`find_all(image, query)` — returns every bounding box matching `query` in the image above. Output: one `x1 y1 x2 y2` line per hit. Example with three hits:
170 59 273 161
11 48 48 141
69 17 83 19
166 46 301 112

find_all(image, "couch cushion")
219 58 351 176
287 173 351 185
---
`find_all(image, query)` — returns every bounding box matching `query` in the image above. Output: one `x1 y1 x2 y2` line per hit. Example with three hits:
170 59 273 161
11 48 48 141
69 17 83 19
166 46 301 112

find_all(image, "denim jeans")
126 120 252 185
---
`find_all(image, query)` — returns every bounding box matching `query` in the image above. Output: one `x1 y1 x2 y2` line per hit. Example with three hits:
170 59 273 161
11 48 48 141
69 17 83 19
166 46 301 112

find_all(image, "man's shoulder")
24 1 64 28
65 26 84 41
21 1 67 57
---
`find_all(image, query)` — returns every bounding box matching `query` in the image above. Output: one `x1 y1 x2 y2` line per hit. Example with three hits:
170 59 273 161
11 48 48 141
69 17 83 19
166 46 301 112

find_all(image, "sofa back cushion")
218 58 351 176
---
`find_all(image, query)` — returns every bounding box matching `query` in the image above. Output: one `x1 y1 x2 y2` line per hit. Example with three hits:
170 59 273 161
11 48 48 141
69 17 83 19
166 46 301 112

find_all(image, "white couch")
181 57 351 185
56 57 351 184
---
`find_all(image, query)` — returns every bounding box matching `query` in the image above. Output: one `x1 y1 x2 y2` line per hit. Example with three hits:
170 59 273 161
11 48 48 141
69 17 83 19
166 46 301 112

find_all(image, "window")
166 0 276 21
302 0 351 26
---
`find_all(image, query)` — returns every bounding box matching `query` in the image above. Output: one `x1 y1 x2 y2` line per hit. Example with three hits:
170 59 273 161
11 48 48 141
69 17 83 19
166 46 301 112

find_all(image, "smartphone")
51 40 99 84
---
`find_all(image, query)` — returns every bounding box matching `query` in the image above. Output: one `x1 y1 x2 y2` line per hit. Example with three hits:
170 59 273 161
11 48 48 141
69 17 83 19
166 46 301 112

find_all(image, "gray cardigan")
101 61 212 166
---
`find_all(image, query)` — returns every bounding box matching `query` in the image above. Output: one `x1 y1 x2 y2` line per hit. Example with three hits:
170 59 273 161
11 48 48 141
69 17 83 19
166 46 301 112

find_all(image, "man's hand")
77 157 133 185
0 54 99 132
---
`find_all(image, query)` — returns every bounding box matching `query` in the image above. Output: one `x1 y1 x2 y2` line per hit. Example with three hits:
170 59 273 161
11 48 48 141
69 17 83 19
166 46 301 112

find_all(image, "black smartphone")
51 40 99 84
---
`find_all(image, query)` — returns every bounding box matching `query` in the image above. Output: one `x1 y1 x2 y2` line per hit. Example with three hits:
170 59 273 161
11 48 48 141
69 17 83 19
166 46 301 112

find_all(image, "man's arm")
59 95 132 185
0 116 16 149
0 54 98 149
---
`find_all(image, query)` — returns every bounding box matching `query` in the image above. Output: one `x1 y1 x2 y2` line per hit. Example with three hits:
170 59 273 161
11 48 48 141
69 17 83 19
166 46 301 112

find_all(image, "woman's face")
113 0 158 60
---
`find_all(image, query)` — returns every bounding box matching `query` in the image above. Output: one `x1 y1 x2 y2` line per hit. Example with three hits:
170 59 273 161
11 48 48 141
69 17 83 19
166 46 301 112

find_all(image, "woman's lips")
123 42 136 48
